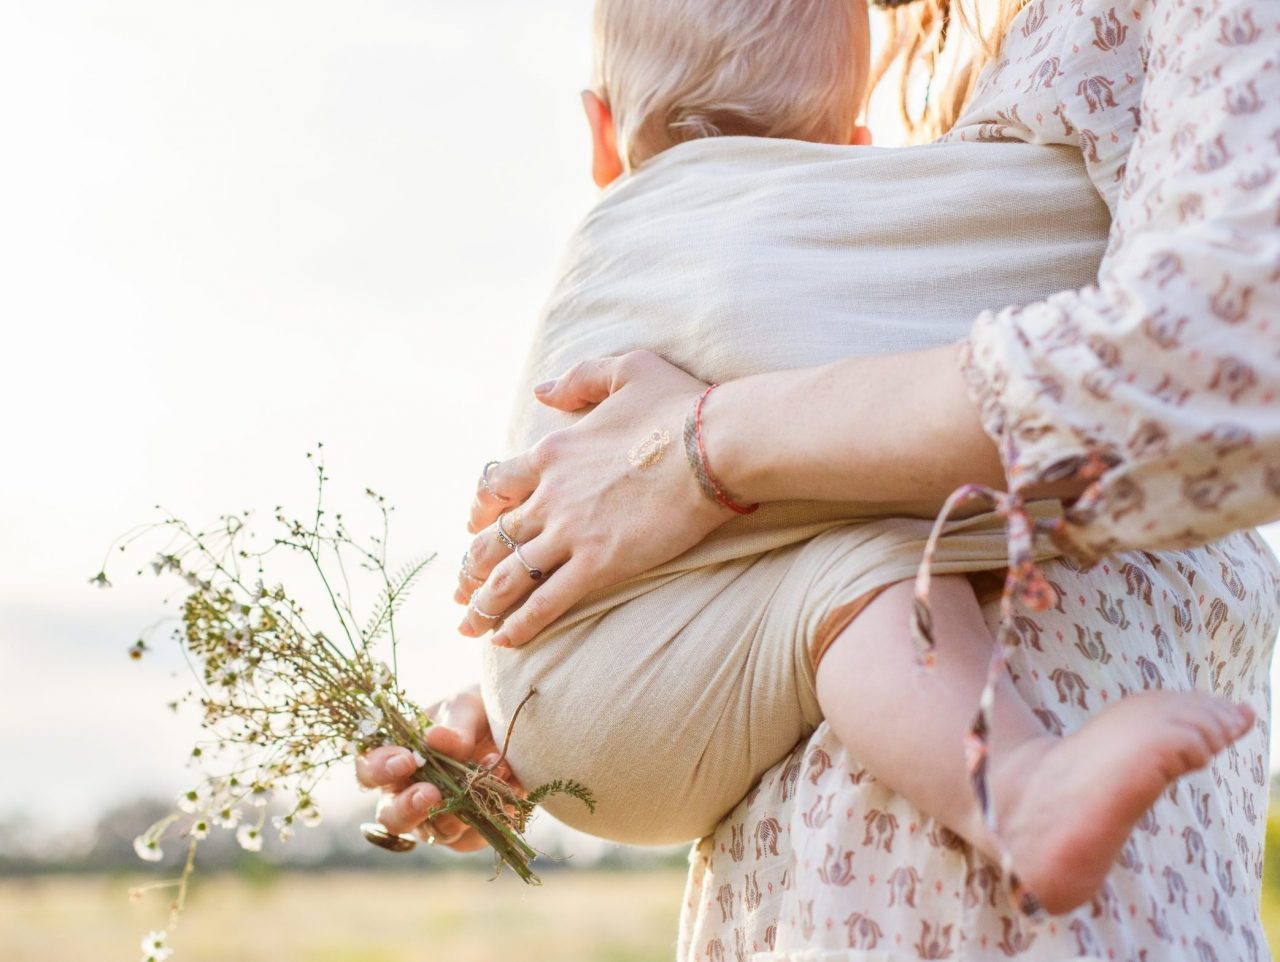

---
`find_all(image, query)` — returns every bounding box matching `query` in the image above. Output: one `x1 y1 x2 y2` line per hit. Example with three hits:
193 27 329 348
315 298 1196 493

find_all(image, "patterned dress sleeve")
962 0 1280 564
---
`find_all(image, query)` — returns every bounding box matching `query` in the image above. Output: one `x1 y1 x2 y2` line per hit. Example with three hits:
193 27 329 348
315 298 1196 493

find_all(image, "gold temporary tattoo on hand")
628 430 671 470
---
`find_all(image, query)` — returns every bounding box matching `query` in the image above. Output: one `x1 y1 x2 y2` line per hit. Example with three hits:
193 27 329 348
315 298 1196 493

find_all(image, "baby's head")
585 0 872 186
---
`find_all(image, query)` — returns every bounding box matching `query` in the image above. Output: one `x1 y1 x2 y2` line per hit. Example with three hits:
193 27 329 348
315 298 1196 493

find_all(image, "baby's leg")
815 574 1253 915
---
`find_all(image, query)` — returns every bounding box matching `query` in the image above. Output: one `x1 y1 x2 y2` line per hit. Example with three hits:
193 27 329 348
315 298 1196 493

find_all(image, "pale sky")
1 0 1276 841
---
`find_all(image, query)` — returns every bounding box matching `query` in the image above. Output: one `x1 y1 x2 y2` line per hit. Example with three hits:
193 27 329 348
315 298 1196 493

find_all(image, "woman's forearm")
705 343 1080 507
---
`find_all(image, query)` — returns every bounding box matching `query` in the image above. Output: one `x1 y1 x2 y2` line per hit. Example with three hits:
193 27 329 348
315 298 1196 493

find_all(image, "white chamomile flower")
140 930 172 962
297 799 322 828
247 783 273 808
176 784 210 815
355 712 381 739
133 835 164 863
272 815 295 843
235 824 264 852
371 662 393 687
211 806 242 829
189 818 211 840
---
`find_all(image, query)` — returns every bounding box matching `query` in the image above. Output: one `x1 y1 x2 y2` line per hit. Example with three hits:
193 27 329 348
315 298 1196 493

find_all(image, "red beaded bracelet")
687 385 760 516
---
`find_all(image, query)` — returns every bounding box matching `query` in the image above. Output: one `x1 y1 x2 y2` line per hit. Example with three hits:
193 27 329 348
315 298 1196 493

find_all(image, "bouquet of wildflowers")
94 450 591 961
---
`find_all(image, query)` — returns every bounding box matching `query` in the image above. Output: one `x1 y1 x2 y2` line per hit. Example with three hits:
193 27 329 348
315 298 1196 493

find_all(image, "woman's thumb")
534 353 633 411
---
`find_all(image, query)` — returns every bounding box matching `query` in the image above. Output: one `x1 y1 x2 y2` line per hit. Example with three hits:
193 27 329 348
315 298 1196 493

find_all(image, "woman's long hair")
867 0 1030 140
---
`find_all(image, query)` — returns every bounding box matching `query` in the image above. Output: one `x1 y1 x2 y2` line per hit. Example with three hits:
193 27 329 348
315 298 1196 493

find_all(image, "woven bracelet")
682 385 760 516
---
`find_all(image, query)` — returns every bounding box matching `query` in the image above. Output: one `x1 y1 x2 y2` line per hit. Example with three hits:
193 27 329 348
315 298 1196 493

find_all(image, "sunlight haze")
1 0 1276 845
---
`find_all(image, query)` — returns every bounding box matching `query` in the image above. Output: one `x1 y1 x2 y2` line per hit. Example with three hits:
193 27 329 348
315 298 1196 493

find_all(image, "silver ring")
479 461 511 503
469 596 503 621
495 513 519 551
512 543 544 581
459 551 483 585
361 822 417 853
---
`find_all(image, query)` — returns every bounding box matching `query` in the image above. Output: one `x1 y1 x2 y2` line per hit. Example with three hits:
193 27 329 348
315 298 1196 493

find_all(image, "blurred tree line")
0 797 687 877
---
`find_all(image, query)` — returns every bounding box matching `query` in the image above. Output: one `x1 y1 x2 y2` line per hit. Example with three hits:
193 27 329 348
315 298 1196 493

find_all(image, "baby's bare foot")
990 690 1253 915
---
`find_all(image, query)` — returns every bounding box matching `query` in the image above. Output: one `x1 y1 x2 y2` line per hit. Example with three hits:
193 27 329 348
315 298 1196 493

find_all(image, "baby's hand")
355 687 519 852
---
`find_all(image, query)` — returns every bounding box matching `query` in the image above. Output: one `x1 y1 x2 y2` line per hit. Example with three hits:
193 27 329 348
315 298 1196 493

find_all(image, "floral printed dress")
676 0 1280 959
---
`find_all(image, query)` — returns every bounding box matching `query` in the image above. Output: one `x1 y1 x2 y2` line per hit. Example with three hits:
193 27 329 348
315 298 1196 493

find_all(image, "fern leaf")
363 552 435 641
525 779 597 814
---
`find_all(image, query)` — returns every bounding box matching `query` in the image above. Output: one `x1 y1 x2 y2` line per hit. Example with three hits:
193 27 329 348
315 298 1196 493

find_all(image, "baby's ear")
582 90 624 188
850 125 873 146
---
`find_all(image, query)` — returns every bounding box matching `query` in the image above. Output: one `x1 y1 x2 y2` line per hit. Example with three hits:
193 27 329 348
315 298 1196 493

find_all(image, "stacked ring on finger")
495 512 520 551
512 543 544 582
459 551 484 585
469 595 504 622
479 460 511 503
497 513 544 581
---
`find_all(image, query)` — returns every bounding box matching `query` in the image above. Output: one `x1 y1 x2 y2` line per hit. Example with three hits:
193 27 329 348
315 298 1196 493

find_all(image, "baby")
476 0 1253 916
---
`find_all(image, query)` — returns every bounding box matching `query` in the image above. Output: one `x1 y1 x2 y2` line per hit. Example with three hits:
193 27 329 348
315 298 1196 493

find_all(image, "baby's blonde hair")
594 0 869 169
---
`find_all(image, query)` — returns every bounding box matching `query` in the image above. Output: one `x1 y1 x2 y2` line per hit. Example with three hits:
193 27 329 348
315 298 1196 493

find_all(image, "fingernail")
492 634 510 648
534 380 556 395
459 622 477 638
412 788 434 813
387 755 415 779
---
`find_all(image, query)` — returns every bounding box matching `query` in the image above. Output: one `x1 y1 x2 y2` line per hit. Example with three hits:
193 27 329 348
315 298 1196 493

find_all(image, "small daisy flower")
133 835 164 863
371 662 393 688
247 783 273 808
176 784 211 815
272 815 295 843
211 806 241 829
355 712 381 739
235 824 264 852
140 930 172 962
189 819 210 840
297 798 322 828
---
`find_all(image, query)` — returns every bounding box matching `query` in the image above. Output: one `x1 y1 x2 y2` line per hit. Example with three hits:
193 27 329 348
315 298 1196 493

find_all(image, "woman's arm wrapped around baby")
456 137 1109 845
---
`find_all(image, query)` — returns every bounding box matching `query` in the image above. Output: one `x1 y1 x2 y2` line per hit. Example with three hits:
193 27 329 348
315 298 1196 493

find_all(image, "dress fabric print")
676 0 1280 959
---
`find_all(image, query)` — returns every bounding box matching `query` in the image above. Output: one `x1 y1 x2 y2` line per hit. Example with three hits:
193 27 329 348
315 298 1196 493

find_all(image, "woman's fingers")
356 745 419 790
534 351 657 412
424 692 486 761
374 784 468 847
356 687 516 856
458 537 563 638
376 782 443 836
455 511 545 605
490 557 596 649
455 511 529 601
469 456 539 535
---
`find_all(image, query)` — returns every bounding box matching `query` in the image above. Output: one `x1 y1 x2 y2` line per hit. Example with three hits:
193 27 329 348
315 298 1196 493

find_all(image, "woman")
365 0 1279 957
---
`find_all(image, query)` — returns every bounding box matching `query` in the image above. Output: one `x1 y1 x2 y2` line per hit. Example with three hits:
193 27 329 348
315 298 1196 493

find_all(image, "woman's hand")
455 350 735 648
355 687 519 852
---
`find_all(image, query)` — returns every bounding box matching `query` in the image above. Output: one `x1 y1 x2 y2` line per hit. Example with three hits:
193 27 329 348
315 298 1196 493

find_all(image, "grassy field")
0 870 689 962
4 863 1280 961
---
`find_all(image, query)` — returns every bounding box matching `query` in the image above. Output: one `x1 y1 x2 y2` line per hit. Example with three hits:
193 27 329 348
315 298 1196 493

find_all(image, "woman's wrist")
697 344 1013 508
697 369 811 504
683 386 761 514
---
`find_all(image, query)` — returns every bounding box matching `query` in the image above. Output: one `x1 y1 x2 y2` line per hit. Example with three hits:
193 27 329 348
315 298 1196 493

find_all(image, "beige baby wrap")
482 137 1109 845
